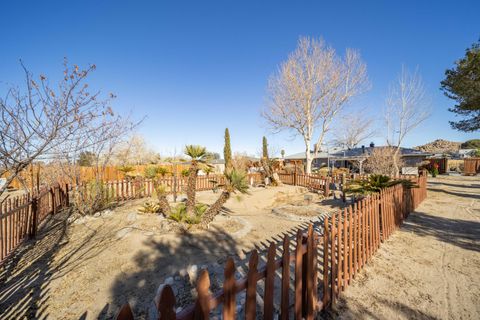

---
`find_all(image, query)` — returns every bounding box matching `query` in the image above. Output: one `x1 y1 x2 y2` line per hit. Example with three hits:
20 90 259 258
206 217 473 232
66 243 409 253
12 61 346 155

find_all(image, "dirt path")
331 175 480 320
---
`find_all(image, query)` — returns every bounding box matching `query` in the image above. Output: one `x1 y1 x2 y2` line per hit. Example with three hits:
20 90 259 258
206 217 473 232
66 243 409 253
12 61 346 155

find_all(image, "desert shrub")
180 169 190 177
168 202 207 224
138 201 161 214
73 180 112 215
144 165 159 179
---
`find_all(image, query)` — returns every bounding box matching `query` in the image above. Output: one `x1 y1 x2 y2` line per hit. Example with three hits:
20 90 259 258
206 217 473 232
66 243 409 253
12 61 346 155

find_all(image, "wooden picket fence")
464 158 480 175
277 173 331 196
78 173 264 202
0 184 69 264
116 174 427 319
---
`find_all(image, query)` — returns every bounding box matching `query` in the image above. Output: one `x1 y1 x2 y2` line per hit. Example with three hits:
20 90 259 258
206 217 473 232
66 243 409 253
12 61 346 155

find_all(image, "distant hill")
415 139 462 154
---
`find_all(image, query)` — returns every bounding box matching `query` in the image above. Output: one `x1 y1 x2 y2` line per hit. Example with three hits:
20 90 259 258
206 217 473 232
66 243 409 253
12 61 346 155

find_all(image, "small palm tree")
184 145 208 218
201 169 249 227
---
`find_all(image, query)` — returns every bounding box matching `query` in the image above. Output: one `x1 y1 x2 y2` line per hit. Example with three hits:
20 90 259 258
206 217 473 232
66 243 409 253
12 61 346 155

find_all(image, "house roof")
330 146 431 159
285 151 331 160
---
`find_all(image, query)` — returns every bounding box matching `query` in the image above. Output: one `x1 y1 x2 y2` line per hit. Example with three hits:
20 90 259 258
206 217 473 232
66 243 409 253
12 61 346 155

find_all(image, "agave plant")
138 201 161 214
200 169 249 227
184 145 208 218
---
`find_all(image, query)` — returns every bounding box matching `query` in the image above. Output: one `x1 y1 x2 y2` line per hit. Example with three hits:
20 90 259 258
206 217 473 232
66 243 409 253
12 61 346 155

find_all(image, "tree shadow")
401 211 480 253
0 209 131 320
429 187 480 200
324 296 438 319
106 221 316 319
0 212 70 320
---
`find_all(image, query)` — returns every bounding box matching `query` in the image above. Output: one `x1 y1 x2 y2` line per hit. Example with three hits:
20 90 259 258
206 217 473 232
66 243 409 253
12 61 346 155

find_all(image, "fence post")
65 183 70 207
324 177 330 197
50 187 56 215
29 197 38 239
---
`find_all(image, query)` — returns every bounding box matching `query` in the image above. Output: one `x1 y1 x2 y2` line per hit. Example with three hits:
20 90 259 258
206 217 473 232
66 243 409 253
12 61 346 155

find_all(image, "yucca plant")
168 202 208 224
200 169 249 227
202 165 214 176
184 145 208 218
155 184 171 215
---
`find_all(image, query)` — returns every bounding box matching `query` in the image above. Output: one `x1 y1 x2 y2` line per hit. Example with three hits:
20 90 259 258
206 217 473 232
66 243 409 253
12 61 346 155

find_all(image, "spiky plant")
155 184 171 215
138 201 161 214
202 165 214 176
184 145 208 218
157 166 170 177
201 169 249 227
345 174 416 196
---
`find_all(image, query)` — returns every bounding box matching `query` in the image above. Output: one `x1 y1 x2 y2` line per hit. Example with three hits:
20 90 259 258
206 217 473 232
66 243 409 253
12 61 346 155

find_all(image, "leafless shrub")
364 147 403 176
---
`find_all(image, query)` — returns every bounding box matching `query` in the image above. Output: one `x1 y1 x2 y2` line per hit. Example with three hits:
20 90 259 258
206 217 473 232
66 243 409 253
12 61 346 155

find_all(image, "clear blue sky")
0 1 478 157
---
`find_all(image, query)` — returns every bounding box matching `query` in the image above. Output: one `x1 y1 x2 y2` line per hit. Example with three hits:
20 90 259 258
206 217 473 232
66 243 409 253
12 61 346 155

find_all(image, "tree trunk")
186 162 198 217
305 151 313 174
200 191 230 228
393 148 400 177
157 194 171 216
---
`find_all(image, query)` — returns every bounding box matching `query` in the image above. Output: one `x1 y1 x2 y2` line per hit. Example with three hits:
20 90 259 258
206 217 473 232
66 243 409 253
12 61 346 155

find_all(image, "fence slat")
281 236 290 320
294 230 303 319
245 250 258 320
223 258 236 320
264 242 276 320
194 270 211 319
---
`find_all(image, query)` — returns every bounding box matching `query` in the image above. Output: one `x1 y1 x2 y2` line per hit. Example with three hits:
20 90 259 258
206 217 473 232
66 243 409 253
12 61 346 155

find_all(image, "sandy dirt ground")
0 185 338 319
328 175 480 320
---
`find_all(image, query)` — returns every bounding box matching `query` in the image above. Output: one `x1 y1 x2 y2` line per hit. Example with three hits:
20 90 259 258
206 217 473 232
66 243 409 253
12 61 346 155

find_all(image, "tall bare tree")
0 59 131 197
385 66 430 174
262 36 369 173
332 108 377 149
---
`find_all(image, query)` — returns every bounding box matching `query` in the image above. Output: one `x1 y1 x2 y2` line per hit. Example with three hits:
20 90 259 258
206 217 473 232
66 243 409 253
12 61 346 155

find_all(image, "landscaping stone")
115 227 132 239
126 212 137 222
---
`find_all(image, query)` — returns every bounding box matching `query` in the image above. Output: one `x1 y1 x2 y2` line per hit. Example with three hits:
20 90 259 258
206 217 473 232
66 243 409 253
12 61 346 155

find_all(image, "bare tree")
112 134 160 166
385 66 430 174
332 108 377 149
262 36 369 173
363 147 403 176
0 59 130 197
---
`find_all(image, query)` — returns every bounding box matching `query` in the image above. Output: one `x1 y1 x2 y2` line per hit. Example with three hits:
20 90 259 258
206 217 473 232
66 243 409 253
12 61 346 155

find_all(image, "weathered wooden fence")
116 174 427 319
277 173 331 196
464 158 480 175
80 173 264 202
0 184 69 264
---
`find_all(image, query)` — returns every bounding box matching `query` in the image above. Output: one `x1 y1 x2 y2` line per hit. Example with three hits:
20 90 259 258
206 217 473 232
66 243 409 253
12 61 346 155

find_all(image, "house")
284 151 332 169
285 144 431 174
329 144 431 173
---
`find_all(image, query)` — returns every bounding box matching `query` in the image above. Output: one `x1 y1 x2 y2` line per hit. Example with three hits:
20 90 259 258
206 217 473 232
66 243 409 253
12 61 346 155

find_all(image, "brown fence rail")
0 184 69 264
116 173 427 319
464 158 480 175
